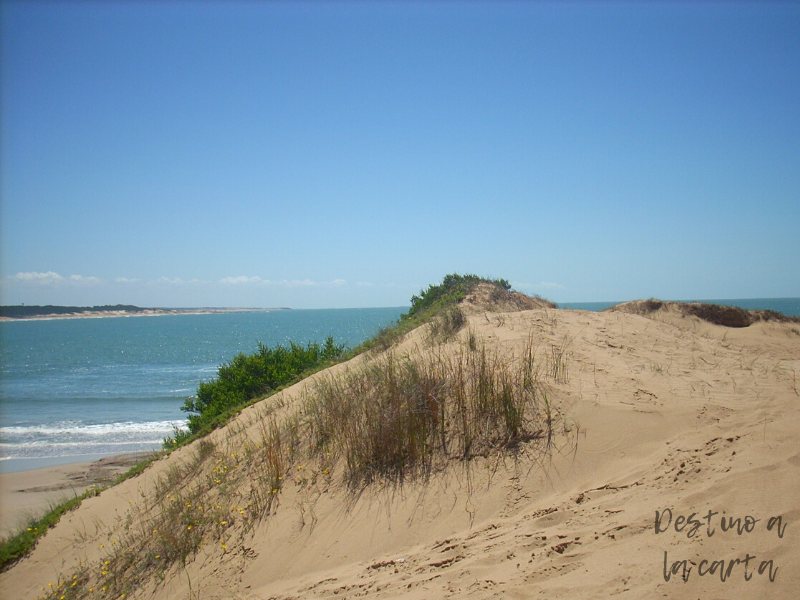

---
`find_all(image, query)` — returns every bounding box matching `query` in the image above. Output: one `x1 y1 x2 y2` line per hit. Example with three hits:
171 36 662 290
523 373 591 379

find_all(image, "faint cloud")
218 276 348 288
153 277 206 285
6 271 104 286
7 271 64 284
219 276 267 285
3 271 349 294
356 281 375 287
156 277 185 285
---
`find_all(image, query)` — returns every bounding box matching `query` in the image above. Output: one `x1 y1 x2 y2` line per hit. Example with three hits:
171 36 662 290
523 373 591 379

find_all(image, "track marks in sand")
651 435 742 489
620 388 661 412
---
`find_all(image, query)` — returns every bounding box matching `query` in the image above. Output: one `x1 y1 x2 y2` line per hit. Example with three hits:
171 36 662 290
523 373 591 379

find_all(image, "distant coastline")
0 304 290 321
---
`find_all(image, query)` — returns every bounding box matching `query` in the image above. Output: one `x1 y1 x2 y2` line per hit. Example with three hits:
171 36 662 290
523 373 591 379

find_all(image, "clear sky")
1 1 798 308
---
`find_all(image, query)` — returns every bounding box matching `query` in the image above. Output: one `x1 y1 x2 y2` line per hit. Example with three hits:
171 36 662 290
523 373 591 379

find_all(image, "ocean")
0 308 405 471
2 299 798 473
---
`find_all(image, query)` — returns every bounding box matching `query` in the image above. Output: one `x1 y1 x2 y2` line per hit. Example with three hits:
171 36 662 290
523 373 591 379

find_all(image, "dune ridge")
2 290 798 599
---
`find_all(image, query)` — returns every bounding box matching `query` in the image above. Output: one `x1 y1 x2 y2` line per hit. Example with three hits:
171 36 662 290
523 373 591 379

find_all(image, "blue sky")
1 1 798 308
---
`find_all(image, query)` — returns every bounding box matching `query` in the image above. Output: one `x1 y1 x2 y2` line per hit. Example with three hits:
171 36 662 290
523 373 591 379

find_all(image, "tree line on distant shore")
0 304 146 318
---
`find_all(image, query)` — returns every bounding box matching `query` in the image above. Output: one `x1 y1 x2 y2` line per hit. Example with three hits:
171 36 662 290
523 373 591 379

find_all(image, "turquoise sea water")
0 308 405 469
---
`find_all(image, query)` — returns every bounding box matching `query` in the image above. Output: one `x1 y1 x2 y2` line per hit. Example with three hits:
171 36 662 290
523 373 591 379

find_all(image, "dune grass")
0 489 100 572
425 305 467 345
608 298 800 328
305 333 559 487
350 274 507 355
1 275 496 574
0 454 164 573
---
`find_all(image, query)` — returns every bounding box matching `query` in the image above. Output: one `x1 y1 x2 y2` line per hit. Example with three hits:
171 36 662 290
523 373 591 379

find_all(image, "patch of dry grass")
305 333 565 487
36 330 571 599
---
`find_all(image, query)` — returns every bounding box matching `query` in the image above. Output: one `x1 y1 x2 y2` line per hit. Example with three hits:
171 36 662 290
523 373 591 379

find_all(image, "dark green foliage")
180 337 346 435
349 274 513 355
403 274 512 322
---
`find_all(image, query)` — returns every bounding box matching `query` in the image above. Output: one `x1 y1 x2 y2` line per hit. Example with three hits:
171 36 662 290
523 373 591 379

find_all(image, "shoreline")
0 307 289 322
0 452 157 538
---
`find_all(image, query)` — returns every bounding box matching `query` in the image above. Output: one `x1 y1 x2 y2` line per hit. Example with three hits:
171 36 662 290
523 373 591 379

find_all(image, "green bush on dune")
350 274 511 354
403 273 511 321
178 337 346 438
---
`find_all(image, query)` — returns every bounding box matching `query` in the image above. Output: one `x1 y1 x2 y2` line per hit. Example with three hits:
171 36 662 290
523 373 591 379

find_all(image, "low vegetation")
404 273 511 321
172 337 346 444
0 489 101 572
609 299 800 327
306 334 561 487
175 275 516 445
0 454 163 573
8 277 800 597
425 305 468 344
29 322 572 599
352 274 510 354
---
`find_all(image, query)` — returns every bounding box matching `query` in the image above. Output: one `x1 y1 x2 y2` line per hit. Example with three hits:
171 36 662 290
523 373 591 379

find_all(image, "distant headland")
0 304 289 321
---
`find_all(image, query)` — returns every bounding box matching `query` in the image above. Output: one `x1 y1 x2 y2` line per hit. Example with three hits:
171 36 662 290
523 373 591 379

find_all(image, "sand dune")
2 302 798 599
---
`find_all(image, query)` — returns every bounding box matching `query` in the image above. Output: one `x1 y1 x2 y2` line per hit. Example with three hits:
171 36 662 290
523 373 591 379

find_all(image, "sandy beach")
2 293 798 599
0 307 286 322
0 453 155 538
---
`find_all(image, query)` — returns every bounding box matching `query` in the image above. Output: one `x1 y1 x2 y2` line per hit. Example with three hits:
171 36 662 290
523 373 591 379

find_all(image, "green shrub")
180 337 345 435
403 274 511 322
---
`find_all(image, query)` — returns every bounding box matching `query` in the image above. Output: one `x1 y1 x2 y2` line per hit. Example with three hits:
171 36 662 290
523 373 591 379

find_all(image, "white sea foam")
0 419 188 459
0 420 187 437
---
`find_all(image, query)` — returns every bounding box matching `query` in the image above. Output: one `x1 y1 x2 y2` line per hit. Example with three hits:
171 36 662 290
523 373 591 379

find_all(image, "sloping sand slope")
2 306 798 600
